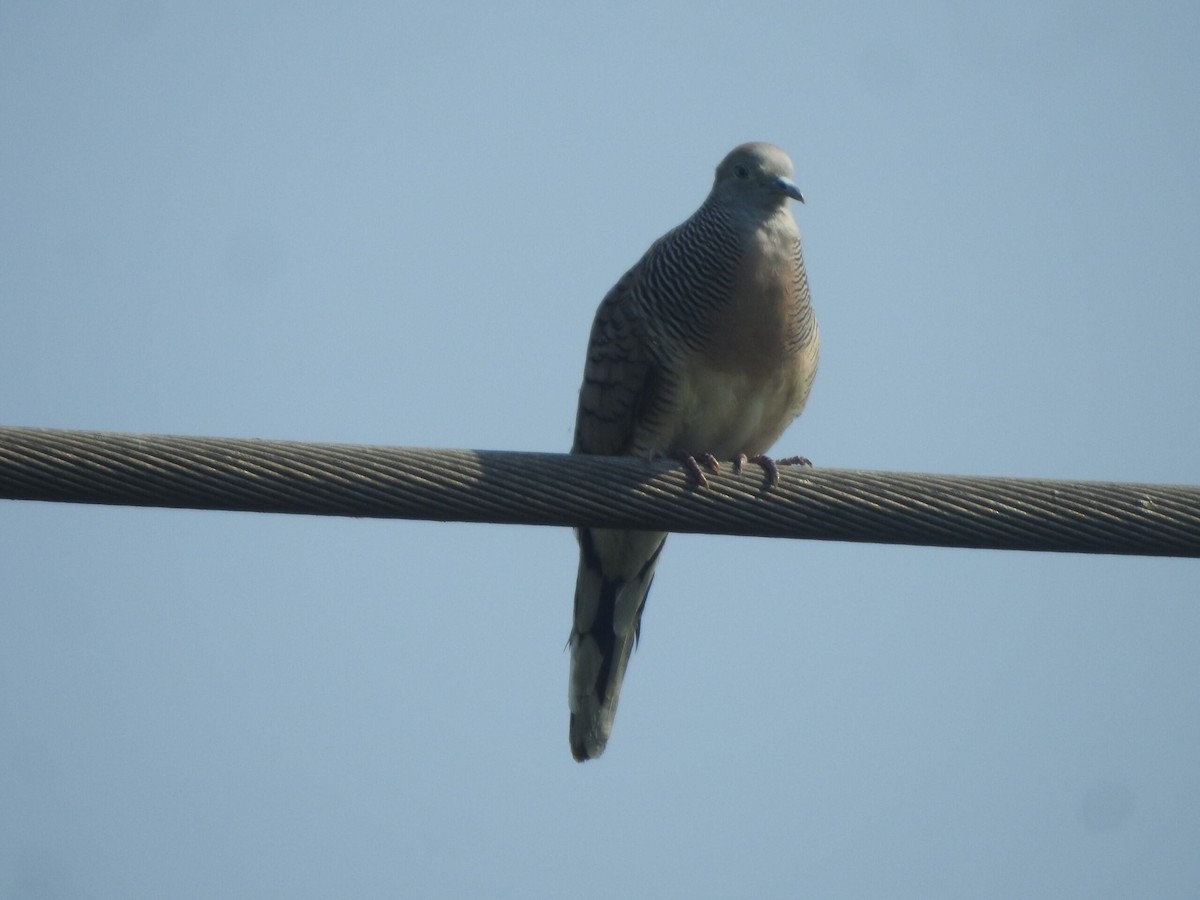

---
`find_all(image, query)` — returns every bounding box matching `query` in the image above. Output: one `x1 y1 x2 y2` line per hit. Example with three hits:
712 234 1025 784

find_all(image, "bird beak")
775 177 805 204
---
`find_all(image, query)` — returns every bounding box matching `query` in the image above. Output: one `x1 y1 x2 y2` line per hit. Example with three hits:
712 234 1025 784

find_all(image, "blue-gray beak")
775 176 805 204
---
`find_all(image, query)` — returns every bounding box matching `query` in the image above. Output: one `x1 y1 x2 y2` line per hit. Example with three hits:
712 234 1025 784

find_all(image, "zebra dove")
568 142 819 761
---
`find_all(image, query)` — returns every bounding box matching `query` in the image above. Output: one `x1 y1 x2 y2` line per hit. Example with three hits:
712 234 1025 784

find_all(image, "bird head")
711 142 805 209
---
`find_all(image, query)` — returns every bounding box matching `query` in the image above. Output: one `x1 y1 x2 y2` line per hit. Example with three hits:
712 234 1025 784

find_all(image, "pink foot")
734 453 813 487
747 454 781 486
672 452 720 488
776 455 813 468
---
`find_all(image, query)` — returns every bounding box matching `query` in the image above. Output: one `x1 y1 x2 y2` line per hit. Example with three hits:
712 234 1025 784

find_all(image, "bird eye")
734 165 749 179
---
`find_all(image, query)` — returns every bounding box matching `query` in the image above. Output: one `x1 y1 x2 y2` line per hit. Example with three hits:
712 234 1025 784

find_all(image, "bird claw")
677 452 720 488
668 451 810 489
735 453 813 487
652 451 720 488
776 455 812 468
747 454 780 487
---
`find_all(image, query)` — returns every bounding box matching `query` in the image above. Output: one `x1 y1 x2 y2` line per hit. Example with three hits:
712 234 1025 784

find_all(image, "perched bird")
568 142 820 761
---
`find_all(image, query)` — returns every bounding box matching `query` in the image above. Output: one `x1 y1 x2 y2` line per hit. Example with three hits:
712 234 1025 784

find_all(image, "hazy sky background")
3 2 1199 898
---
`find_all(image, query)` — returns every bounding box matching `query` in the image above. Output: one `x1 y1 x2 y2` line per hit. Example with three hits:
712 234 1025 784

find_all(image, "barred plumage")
568 143 819 761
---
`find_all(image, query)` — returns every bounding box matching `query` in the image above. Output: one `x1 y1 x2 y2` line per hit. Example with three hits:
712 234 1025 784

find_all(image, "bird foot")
672 452 720 489
733 453 813 487
665 451 809 489
776 455 813 468
731 453 779 487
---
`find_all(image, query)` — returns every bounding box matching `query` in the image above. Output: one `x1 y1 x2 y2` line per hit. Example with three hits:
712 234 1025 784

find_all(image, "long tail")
568 526 667 761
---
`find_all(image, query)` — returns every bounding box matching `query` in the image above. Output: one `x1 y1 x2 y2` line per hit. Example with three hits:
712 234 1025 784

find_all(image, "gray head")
709 142 804 210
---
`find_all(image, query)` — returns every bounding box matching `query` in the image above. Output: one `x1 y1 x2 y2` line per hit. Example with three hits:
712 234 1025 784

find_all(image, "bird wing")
572 261 667 459
568 248 676 761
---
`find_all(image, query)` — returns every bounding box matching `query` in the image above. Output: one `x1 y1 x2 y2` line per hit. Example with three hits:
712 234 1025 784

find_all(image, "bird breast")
666 218 815 458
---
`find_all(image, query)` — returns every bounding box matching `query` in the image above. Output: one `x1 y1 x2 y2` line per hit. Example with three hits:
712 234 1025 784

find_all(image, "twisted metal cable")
2 425 1198 558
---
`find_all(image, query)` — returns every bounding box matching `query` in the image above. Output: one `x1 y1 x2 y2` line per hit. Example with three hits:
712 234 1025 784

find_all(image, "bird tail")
568 527 667 761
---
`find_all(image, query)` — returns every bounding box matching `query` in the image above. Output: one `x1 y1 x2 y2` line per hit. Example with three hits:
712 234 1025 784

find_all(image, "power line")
1 425 1198 558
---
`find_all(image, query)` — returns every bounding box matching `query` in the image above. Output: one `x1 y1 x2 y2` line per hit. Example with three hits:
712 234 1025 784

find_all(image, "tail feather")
568 527 666 761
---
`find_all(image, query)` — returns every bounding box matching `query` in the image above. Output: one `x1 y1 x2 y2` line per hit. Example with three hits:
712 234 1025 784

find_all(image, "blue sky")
2 2 1199 898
